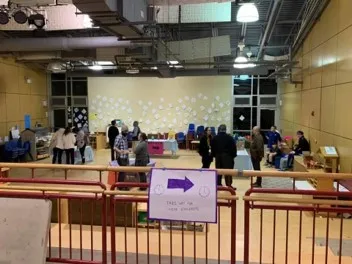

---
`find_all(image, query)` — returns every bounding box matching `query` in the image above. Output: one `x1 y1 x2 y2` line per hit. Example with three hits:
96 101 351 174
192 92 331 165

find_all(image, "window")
259 97 277 105
72 81 88 96
51 81 66 96
51 97 66 106
259 79 277 95
234 97 251 106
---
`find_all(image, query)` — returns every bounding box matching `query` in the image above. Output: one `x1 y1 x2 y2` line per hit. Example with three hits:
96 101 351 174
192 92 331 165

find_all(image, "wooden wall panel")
320 86 336 134
334 83 352 138
338 0 352 32
336 26 352 84
322 37 338 87
0 94 6 123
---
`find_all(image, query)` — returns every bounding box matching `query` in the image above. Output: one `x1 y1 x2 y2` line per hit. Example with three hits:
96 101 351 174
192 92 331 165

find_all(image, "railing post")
243 200 250 264
101 194 107 264
110 194 116 264
230 199 237 264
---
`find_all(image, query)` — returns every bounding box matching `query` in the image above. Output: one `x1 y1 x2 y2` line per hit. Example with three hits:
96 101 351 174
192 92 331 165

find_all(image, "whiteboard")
0 198 52 264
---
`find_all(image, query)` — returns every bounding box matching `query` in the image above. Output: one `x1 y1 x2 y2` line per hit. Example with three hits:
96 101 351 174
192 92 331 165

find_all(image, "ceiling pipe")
0 37 152 52
257 0 284 60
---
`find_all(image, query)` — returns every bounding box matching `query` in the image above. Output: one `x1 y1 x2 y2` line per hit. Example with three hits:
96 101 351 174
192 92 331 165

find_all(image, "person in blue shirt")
266 126 281 150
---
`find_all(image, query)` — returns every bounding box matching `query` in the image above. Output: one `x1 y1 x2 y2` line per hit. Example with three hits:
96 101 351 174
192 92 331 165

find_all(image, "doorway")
53 108 67 129
259 108 276 131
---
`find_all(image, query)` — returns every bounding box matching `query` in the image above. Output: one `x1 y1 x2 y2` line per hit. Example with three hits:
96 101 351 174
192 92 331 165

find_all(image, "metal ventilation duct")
72 0 147 37
0 37 151 52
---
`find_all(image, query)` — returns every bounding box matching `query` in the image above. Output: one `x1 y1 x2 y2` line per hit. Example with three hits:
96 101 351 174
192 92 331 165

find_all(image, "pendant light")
236 3 259 23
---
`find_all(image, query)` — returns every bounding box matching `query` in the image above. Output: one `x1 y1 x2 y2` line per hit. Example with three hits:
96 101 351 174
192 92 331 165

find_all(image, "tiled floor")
5 149 352 263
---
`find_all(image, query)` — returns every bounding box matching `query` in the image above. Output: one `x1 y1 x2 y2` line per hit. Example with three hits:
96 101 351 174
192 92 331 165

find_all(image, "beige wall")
280 0 352 172
0 58 48 138
88 76 232 133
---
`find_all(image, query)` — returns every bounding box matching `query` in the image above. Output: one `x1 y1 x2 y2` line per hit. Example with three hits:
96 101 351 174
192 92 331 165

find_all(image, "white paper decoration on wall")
198 93 203 98
148 101 152 106
159 105 164 110
193 111 197 117
155 114 160 120
146 120 151 125
152 109 157 114
173 118 177 124
184 119 189 125
185 113 190 118
176 106 180 111
226 101 231 106
92 99 97 104
102 96 107 101
138 100 143 106
200 106 205 111
121 106 126 110
97 95 101 99
168 124 173 129
204 115 209 121
162 117 167 122
178 98 183 103
203 96 208 100
219 102 224 108
118 98 122 102
127 108 132 114
168 103 173 108
182 105 187 110
207 109 212 114
215 96 220 101
109 98 114 103
217 117 222 122
160 97 164 102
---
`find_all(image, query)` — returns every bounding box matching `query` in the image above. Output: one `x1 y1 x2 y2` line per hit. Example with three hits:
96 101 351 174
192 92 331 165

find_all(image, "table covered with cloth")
234 149 253 171
147 139 178 155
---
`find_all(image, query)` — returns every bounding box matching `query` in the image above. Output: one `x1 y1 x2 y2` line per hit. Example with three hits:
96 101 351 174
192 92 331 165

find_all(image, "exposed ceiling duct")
148 0 232 5
72 0 147 37
0 36 151 52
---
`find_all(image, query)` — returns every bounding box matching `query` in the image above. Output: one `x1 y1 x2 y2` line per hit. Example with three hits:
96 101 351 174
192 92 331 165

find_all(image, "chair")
210 127 216 136
4 140 19 162
196 126 205 139
176 132 186 149
187 123 195 138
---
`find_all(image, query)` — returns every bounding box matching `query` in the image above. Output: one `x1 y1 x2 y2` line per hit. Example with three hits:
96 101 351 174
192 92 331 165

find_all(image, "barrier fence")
1 163 352 264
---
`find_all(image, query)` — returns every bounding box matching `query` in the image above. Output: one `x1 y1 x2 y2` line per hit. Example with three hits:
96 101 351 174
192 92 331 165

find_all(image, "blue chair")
196 126 205 139
176 132 186 149
188 123 195 133
210 127 216 136
4 140 19 162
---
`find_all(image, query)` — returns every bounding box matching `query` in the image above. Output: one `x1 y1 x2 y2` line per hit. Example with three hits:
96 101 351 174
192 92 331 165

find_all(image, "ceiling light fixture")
13 10 27 24
88 65 103 71
151 66 158 70
126 69 139 74
96 61 114 66
233 63 256 69
234 56 248 64
28 13 45 29
236 3 259 23
0 11 9 25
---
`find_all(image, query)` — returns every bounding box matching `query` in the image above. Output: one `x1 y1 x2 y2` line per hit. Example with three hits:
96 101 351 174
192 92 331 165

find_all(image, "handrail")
105 190 239 201
2 162 352 179
0 185 105 193
243 196 352 206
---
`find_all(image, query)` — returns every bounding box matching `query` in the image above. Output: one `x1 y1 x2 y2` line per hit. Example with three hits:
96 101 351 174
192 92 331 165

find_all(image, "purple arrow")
167 177 194 192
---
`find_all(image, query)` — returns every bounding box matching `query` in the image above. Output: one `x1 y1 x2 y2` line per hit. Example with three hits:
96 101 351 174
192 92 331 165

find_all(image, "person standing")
198 127 213 169
76 128 90 164
63 127 76 165
132 121 141 141
114 125 129 187
211 124 237 187
250 126 265 188
50 128 64 164
134 132 149 191
108 120 119 161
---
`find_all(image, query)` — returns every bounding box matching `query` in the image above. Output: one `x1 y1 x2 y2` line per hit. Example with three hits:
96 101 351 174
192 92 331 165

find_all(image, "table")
234 149 253 171
60 146 94 164
190 140 200 150
148 139 178 155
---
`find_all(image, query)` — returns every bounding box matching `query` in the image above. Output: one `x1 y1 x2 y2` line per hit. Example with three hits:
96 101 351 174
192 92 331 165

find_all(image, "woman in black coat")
198 127 213 168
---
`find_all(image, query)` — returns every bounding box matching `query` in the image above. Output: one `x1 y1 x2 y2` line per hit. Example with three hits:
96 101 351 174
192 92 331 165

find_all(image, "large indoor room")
0 0 351 263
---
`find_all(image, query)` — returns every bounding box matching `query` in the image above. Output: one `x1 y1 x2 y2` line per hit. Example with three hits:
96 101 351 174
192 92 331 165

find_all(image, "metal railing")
1 162 352 264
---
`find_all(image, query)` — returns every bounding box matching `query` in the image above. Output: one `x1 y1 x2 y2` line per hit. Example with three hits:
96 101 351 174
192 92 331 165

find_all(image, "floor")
5 149 352 263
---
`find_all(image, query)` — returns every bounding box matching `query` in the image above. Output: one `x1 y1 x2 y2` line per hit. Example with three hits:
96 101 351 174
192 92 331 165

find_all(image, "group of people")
50 127 89 165
107 120 148 190
198 124 264 188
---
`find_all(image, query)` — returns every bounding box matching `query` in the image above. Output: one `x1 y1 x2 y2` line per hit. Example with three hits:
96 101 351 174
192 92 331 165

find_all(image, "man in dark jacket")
293 130 310 155
108 120 119 161
250 126 264 188
211 124 237 187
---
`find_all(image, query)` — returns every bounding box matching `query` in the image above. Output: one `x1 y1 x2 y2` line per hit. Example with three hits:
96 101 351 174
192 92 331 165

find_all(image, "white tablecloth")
234 149 253 170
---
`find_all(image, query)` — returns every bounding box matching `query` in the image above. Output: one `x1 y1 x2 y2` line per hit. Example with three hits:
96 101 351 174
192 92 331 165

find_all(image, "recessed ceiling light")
151 66 158 70
126 69 139 74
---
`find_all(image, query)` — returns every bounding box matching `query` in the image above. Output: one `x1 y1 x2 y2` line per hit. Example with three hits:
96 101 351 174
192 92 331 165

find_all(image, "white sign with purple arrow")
148 168 217 223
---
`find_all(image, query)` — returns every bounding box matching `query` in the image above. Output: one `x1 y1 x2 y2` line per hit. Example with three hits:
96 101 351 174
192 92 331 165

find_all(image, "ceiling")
0 0 329 78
